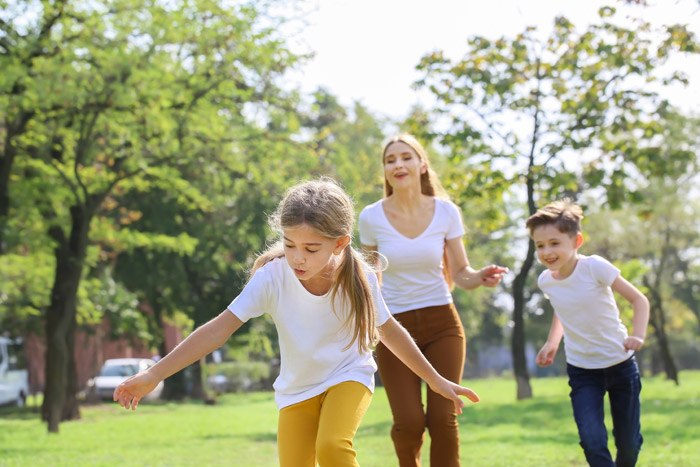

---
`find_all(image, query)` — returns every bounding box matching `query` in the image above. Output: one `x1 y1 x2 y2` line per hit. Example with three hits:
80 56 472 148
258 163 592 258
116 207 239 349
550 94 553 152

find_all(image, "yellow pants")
277 381 372 467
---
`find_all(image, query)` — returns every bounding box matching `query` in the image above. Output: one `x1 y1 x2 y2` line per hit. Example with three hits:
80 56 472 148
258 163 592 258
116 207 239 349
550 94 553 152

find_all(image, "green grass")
1 371 699 466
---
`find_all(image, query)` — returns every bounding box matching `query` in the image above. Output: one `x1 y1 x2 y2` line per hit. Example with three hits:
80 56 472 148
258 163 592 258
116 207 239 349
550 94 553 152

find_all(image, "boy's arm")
377 317 479 412
114 310 244 410
611 276 650 351
536 313 564 367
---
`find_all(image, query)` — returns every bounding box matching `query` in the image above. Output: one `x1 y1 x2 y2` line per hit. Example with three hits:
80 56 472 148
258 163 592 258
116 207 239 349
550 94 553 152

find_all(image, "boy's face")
532 224 583 279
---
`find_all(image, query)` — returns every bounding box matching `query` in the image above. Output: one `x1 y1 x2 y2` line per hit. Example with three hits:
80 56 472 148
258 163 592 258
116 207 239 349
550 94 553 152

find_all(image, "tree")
2 0 304 431
415 7 699 398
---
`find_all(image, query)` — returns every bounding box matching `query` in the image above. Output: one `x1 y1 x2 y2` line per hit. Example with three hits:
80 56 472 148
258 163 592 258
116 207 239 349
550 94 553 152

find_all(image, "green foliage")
415 8 699 205
204 360 272 392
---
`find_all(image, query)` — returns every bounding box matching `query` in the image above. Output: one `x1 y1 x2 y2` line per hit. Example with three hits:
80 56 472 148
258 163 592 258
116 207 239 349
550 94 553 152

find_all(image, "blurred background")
1 0 699 433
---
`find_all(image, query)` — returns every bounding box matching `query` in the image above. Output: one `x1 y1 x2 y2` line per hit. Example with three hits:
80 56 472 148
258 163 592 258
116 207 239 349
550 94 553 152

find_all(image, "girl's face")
383 141 426 191
532 224 583 279
283 223 350 292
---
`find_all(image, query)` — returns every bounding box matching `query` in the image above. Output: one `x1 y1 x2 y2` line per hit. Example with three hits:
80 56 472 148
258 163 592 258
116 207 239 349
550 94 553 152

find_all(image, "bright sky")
287 0 700 123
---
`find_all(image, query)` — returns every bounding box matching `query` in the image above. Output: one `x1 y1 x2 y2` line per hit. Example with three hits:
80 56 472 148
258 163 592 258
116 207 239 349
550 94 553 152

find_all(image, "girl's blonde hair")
382 134 455 290
252 177 377 352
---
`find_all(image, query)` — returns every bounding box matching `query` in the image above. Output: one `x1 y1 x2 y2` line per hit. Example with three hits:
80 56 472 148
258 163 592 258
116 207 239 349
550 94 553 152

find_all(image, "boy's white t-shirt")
358 198 465 314
538 254 633 369
227 257 391 410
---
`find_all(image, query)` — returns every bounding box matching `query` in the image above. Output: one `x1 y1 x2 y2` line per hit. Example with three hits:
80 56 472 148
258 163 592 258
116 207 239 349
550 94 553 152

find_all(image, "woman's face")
383 141 426 191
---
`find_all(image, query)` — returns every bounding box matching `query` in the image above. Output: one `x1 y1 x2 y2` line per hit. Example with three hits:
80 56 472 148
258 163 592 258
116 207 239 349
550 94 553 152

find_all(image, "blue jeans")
567 356 643 467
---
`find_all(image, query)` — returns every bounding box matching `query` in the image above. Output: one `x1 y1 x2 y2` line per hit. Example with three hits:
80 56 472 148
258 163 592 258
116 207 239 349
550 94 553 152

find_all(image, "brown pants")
376 303 466 467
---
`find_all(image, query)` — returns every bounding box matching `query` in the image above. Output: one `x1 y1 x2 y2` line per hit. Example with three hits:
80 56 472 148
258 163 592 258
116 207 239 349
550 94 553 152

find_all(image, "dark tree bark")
643 276 679 385
42 205 91 432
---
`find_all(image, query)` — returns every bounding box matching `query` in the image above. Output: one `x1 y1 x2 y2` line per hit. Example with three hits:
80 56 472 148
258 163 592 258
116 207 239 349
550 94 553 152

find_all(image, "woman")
359 135 507 466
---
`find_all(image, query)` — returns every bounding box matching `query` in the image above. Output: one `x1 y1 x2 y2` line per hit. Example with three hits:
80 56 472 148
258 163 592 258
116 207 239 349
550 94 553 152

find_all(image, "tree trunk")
0 112 33 253
42 205 90 432
512 237 535 400
153 304 189 401
190 359 215 404
643 276 679 385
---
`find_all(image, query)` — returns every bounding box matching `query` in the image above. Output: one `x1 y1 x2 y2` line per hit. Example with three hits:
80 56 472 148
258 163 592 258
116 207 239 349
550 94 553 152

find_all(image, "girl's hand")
536 342 558 367
429 379 480 415
479 265 509 287
113 371 160 411
623 336 645 352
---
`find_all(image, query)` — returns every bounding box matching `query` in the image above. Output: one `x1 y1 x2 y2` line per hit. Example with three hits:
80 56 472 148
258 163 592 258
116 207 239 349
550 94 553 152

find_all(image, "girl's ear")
575 232 584 249
334 235 352 255
420 161 428 174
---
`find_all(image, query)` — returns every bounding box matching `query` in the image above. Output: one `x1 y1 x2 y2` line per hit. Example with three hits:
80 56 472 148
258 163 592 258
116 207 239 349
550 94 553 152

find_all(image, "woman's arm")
113 310 244 410
611 276 650 351
377 316 479 413
444 237 508 290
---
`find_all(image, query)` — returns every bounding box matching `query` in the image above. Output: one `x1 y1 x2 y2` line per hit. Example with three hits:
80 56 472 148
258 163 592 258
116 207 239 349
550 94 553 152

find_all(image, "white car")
0 336 30 407
87 358 163 401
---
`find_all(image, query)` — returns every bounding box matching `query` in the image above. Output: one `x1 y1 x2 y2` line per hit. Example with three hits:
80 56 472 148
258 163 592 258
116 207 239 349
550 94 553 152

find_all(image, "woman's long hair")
252 178 377 352
382 134 456 290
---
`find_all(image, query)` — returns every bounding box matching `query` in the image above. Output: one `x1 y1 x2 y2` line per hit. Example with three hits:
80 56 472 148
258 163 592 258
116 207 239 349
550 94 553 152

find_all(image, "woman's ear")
334 235 352 255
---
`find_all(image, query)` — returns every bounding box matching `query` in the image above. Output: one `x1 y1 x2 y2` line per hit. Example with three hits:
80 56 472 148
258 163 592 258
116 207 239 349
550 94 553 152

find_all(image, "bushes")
205 360 277 393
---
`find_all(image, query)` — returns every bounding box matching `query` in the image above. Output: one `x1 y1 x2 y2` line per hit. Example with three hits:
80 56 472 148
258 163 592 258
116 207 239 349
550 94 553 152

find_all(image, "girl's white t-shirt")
538 254 633 369
358 197 465 314
227 257 391 409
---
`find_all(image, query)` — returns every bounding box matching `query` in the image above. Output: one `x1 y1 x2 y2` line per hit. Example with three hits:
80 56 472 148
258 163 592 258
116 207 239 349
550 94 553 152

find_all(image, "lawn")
1 371 699 466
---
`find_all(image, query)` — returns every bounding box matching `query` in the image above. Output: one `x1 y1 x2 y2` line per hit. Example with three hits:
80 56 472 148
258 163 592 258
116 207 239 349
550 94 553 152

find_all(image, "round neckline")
285 261 333 302
550 255 582 282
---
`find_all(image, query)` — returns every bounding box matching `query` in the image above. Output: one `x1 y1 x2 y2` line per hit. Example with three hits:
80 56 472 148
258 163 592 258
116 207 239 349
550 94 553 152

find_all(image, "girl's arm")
377 317 479 413
113 310 244 410
536 313 564 367
445 237 508 290
611 276 650 351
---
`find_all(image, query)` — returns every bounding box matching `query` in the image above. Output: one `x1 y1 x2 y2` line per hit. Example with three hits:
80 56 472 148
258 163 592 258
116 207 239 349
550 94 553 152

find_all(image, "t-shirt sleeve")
445 201 466 240
589 255 620 287
227 266 273 322
368 271 391 325
358 207 377 247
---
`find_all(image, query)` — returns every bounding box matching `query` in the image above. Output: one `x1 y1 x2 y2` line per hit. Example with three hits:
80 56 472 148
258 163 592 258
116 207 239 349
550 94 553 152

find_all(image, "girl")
359 135 507 466
113 177 479 467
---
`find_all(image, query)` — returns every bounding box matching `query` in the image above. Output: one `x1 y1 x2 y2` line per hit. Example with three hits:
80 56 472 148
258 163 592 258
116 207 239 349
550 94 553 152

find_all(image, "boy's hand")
536 342 558 367
623 336 645 352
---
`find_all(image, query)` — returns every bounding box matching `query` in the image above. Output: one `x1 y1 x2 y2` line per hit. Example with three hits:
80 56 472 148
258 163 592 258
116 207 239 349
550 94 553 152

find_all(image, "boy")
526 199 649 467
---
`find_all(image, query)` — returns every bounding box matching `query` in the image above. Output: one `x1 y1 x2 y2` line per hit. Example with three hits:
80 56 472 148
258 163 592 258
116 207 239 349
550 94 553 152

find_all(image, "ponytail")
332 246 378 353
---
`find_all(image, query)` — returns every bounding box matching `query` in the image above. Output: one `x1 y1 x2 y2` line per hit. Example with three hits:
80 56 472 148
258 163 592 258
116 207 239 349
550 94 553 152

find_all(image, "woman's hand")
113 371 160 411
479 265 509 287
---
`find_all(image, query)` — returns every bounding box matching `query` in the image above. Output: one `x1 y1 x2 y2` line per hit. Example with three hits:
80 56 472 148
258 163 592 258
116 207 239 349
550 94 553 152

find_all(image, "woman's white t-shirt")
227 257 391 409
358 197 465 314
538 254 633 369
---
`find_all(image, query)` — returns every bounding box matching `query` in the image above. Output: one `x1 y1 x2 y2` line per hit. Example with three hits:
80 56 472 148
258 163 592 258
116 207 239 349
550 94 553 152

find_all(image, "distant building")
23 315 182 394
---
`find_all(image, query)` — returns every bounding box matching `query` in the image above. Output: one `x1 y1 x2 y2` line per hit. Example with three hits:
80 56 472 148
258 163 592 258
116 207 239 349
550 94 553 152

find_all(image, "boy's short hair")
526 199 583 237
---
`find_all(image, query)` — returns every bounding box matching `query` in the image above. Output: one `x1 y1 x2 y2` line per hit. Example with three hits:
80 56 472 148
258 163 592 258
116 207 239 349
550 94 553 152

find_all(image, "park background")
1 0 700 464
